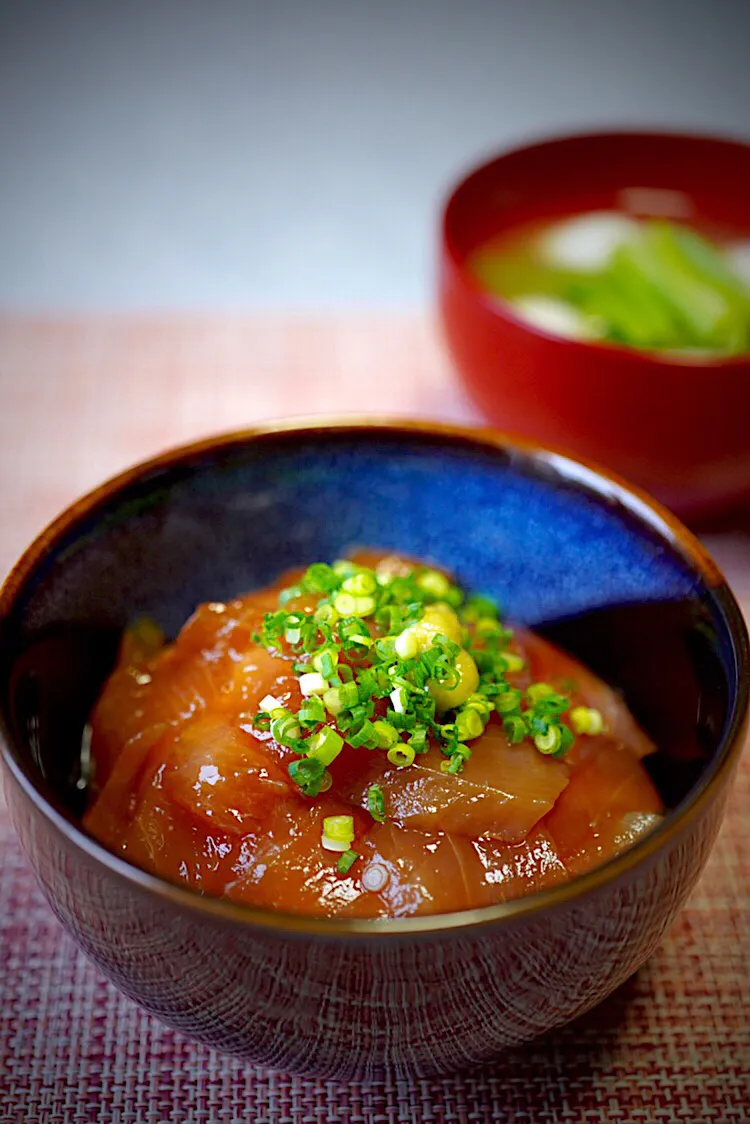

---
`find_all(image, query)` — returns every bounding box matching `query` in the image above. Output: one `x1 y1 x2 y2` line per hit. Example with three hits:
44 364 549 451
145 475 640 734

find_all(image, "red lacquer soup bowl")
0 420 747 1079
438 131 750 521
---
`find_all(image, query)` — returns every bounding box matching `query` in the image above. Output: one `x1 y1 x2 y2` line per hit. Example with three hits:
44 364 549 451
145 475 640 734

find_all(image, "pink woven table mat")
1 315 749 1123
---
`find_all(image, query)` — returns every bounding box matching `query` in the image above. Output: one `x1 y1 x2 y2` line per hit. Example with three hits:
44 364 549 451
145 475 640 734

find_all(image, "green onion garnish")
322 814 355 844
337 849 359 875
269 710 301 747
387 744 415 768
366 783 386 823
570 706 605 735
288 757 326 796
307 727 345 766
252 557 583 796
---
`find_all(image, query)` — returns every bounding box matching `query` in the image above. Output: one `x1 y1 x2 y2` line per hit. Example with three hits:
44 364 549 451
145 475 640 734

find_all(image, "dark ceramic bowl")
438 131 750 521
0 420 747 1080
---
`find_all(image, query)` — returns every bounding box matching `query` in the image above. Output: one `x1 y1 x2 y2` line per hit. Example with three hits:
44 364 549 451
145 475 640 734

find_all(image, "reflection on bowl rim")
1 418 747 938
441 128 750 370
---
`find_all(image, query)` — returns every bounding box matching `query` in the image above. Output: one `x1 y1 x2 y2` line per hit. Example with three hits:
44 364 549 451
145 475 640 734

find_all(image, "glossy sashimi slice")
346 822 486 917
159 717 294 835
516 628 655 757
345 722 570 844
227 646 302 725
114 778 242 900
471 826 569 903
227 801 372 916
83 722 174 847
176 592 281 657
89 644 231 791
90 617 295 791
543 736 662 874
85 723 303 899
346 821 570 917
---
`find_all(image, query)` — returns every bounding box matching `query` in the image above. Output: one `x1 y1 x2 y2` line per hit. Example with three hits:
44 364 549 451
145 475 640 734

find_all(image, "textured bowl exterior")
439 132 750 519
2 751 736 1081
0 421 747 1079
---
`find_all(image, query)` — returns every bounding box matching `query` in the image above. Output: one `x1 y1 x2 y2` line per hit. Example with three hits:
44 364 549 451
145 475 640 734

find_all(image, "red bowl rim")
1 417 748 939
441 128 750 372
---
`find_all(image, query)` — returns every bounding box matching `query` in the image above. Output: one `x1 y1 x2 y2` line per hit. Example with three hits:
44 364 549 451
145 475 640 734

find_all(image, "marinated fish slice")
346 725 570 844
90 644 230 789
119 779 241 899
230 801 370 916
344 822 484 918
543 736 662 873
160 717 292 835
471 826 569 904
516 628 655 757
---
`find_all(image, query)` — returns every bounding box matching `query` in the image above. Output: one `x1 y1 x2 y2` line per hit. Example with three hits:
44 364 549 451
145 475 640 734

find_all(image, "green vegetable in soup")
471 217 750 357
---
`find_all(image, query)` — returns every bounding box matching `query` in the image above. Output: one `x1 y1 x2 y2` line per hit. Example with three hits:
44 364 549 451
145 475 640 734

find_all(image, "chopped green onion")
456 708 485 742
298 697 326 727
570 706 605 735
416 570 451 599
474 616 504 639
373 720 399 750
270 711 302 746
334 592 377 618
534 725 563 755
323 687 344 715
463 692 494 717
307 726 345 766
366 783 387 822
339 682 360 708
526 682 556 703
347 719 379 750
387 744 415 768
495 689 522 714
314 603 340 626
441 748 469 774
288 756 326 796
342 571 377 596
407 726 429 754
503 715 527 744
555 724 575 756
255 557 585 786
333 559 358 577
323 814 355 843
390 686 408 714
337 849 359 875
299 672 328 696
333 593 358 617
313 646 339 676
302 562 341 593
461 593 499 622
323 682 359 716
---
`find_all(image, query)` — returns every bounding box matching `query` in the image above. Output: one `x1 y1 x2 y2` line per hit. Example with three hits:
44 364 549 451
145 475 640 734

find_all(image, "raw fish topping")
83 553 663 917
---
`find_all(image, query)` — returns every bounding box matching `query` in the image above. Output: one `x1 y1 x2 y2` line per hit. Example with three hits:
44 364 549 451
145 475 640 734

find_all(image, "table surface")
1 315 749 1123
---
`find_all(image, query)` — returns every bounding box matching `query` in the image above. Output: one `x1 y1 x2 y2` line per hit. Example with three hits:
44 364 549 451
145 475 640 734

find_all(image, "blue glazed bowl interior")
0 425 745 838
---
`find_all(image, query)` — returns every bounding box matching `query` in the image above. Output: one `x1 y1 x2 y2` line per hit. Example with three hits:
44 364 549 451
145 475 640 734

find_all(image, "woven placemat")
1 315 749 1122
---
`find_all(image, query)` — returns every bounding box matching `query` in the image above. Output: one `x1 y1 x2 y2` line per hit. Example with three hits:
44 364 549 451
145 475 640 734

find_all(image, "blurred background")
1 0 749 310
1 0 750 571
